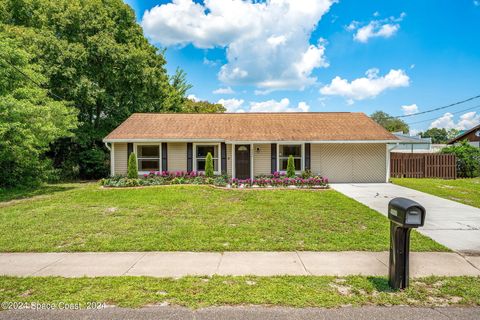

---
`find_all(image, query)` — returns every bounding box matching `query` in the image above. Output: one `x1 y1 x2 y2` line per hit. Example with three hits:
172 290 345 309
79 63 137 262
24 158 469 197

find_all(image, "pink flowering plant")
227 172 328 189
101 170 328 189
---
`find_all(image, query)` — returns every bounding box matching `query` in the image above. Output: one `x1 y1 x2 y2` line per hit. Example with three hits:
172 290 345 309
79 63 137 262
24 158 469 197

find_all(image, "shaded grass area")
391 178 480 208
0 183 445 252
0 184 76 202
0 276 479 309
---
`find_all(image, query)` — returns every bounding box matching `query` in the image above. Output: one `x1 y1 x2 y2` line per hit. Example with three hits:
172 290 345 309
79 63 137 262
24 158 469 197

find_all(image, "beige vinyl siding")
167 143 187 172
253 144 271 177
311 143 386 183
113 143 128 175
226 144 232 176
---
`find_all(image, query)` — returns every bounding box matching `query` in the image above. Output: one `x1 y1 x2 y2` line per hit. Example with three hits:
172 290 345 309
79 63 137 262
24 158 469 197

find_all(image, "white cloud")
249 98 310 112
142 0 334 90
354 22 399 42
187 94 200 101
429 112 480 130
409 128 421 136
217 98 245 113
346 20 359 31
203 57 219 67
474 1 480 6
401 104 418 115
320 68 410 102
347 13 405 43
254 89 273 96
217 98 310 113
213 87 235 94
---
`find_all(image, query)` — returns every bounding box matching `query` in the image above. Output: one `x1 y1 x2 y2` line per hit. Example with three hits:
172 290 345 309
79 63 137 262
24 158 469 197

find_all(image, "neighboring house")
391 132 443 153
447 123 480 147
103 113 399 183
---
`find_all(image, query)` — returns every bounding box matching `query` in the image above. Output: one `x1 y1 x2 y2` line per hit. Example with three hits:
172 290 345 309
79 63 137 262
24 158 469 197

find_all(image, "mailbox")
388 197 425 228
388 197 426 290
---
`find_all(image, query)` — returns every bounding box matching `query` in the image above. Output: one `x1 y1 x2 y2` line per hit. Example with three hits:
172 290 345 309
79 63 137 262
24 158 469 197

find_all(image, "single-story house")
103 112 400 183
447 123 480 148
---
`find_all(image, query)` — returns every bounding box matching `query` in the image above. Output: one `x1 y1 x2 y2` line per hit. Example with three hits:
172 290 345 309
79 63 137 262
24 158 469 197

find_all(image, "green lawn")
1 275 479 309
391 178 480 208
0 183 445 252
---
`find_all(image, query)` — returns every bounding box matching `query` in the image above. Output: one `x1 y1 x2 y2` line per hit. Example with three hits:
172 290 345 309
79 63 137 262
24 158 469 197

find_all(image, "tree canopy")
0 36 77 187
419 128 460 144
370 111 409 134
0 0 224 182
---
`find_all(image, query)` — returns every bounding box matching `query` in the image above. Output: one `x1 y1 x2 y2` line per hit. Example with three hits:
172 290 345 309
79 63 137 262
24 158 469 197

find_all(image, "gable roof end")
447 123 480 144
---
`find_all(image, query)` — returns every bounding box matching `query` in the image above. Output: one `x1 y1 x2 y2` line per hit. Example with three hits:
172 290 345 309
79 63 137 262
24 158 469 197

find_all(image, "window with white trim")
195 144 219 172
137 145 160 172
279 144 302 172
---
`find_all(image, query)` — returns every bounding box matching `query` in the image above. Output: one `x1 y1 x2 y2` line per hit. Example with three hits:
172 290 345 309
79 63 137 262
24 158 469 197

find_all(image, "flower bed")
100 171 328 189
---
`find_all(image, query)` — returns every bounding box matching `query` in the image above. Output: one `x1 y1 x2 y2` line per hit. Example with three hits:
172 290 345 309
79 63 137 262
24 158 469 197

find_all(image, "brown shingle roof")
104 112 398 142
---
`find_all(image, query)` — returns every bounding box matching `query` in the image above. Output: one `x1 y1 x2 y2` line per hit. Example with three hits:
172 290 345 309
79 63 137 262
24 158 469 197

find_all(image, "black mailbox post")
388 197 426 290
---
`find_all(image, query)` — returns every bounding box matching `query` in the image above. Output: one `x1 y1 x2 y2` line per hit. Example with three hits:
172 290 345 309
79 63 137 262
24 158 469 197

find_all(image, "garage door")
311 143 387 183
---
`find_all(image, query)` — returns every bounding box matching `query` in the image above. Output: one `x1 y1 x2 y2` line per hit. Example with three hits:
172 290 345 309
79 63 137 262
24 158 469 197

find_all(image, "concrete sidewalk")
331 183 480 253
1 252 479 278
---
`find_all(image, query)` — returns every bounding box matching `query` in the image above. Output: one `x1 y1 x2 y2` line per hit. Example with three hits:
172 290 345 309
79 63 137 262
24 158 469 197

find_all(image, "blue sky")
124 0 480 134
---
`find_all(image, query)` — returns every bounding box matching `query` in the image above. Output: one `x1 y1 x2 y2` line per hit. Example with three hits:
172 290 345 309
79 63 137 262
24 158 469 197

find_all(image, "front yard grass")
1 275 479 309
0 183 445 252
391 178 480 208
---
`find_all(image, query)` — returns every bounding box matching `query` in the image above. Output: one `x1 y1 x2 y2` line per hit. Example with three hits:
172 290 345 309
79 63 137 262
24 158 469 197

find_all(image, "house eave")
103 138 400 144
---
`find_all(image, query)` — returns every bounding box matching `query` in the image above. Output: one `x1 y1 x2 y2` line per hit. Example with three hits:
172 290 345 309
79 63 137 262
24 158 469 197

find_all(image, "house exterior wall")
112 141 388 182
452 128 480 145
113 142 128 175
311 143 386 183
226 144 232 176
253 143 271 176
167 142 187 172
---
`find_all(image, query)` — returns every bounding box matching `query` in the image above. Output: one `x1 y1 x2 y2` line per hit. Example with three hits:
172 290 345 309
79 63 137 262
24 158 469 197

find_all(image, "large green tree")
0 36 77 187
370 111 409 134
419 128 460 144
0 0 223 180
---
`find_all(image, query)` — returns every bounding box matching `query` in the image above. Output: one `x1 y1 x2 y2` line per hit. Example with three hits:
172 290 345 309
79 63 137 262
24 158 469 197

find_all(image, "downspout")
104 142 111 151
386 143 400 183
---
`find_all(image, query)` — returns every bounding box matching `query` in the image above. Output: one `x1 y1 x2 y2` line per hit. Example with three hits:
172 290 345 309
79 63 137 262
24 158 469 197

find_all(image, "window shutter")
127 143 133 158
304 143 311 170
221 142 227 174
187 143 193 172
162 143 168 172
271 143 277 173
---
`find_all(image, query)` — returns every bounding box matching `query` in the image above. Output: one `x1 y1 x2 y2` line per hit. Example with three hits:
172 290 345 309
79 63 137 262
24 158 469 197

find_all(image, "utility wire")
394 94 480 118
4 53 480 120
0 57 66 101
406 104 480 125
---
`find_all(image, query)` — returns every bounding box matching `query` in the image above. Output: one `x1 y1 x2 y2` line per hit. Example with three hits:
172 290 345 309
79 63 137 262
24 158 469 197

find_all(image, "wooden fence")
390 153 457 179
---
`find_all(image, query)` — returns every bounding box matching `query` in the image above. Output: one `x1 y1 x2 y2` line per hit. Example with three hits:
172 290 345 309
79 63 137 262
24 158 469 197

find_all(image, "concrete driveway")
331 183 480 253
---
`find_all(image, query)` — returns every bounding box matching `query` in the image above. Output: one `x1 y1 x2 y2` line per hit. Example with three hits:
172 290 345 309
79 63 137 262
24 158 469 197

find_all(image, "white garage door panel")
311 144 386 183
